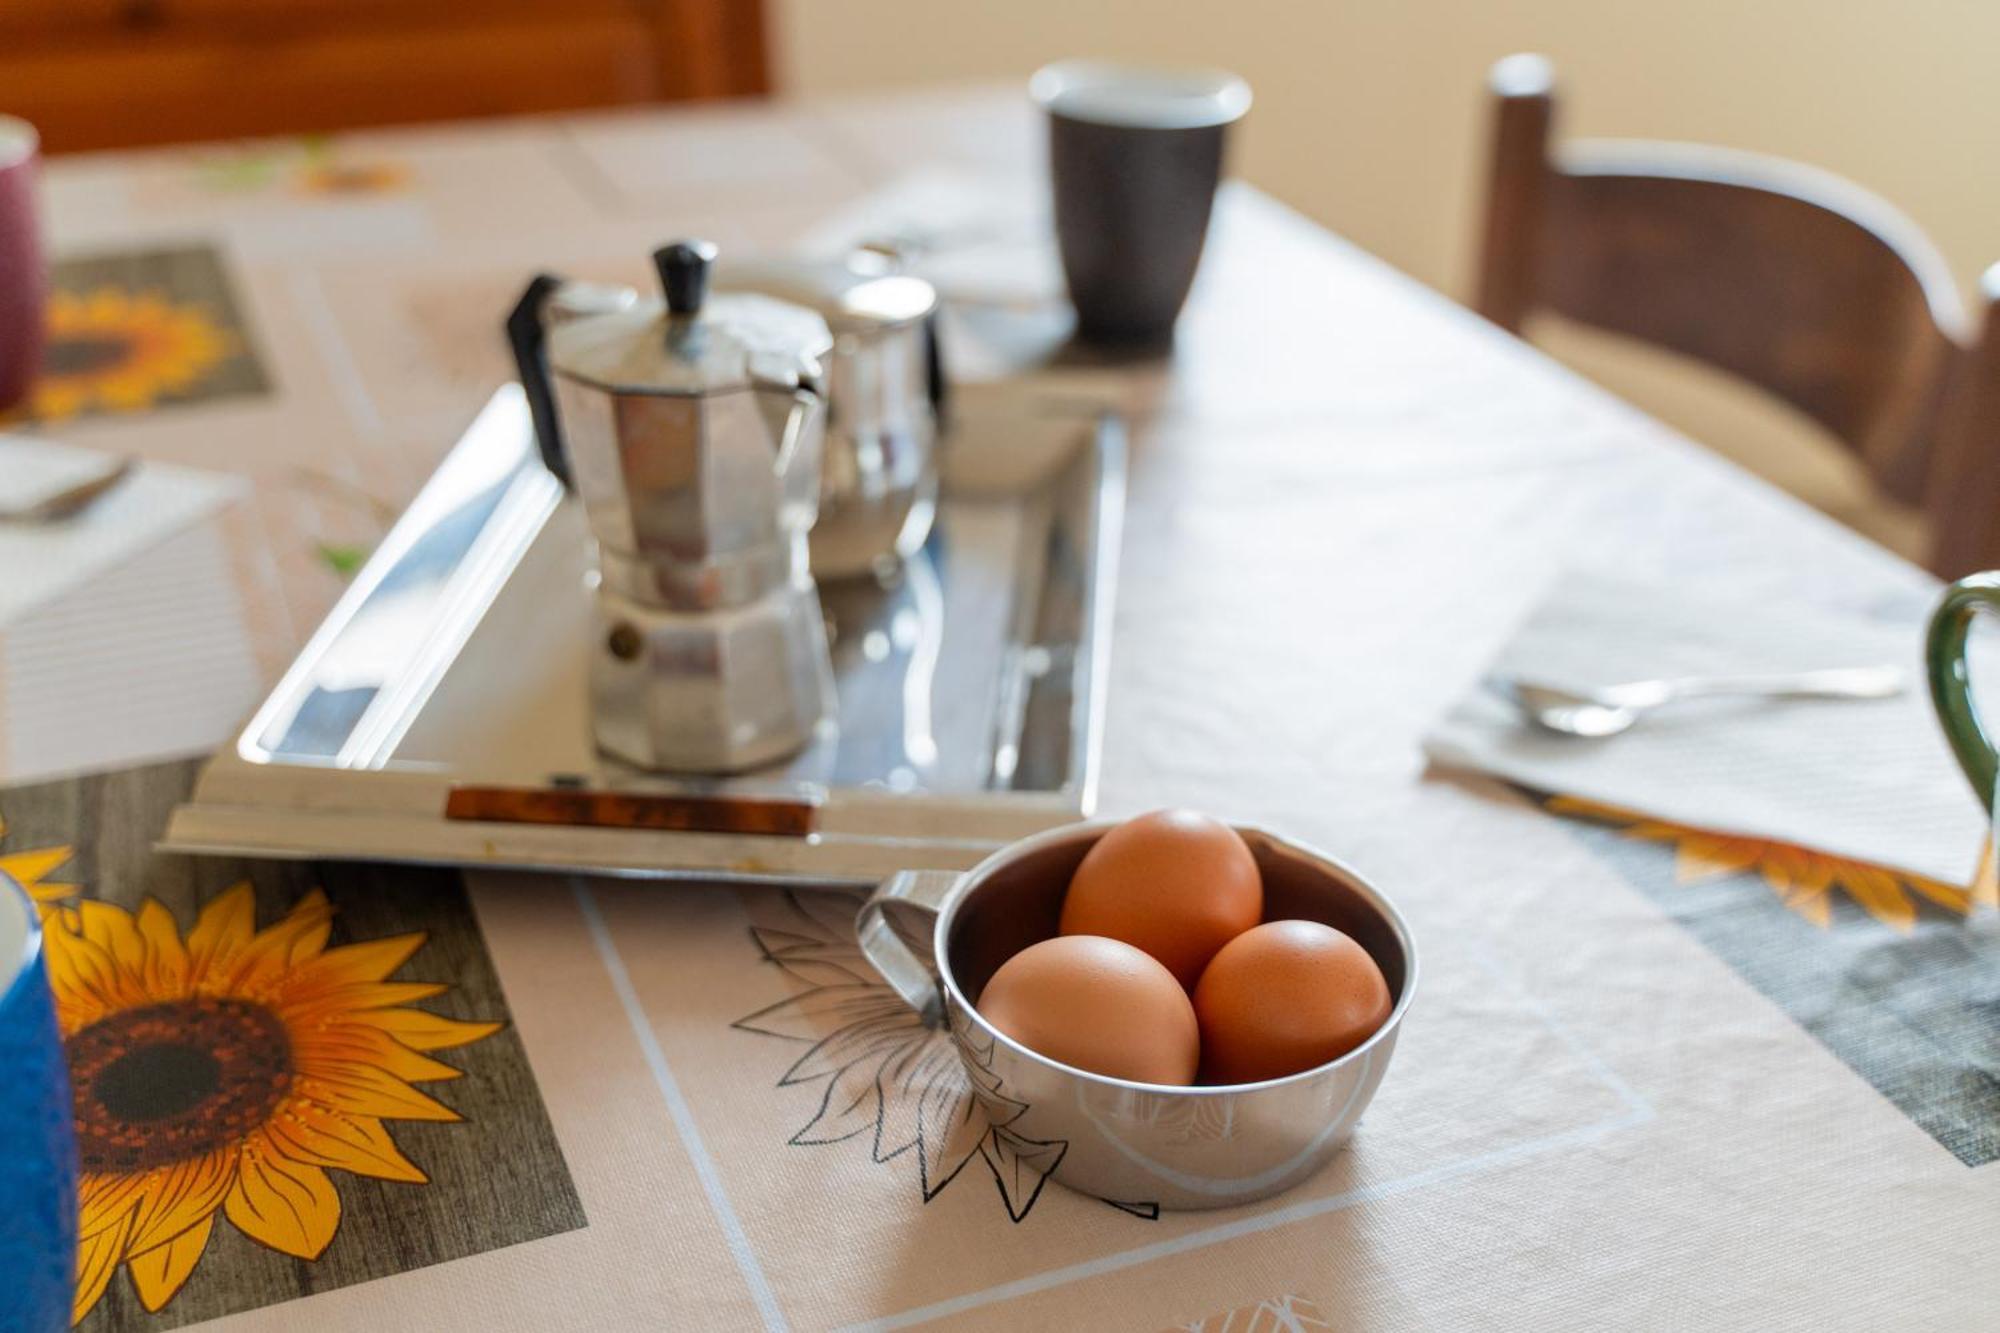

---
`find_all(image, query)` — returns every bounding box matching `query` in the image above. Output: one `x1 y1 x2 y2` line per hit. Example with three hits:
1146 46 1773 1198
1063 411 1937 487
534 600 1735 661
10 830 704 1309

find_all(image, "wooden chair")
1475 53 1999 575
1927 268 2000 576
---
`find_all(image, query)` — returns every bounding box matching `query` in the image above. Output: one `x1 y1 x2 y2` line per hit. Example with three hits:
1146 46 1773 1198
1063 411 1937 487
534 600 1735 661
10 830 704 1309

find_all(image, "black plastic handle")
923 311 950 428
505 273 570 488
654 239 718 315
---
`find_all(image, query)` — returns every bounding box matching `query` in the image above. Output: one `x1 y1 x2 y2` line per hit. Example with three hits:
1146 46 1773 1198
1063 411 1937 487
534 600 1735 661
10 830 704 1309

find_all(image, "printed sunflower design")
46 883 502 1322
1546 795 1991 932
0 813 80 920
190 137 411 197
294 159 412 197
29 288 233 421
1170 1292 1331 1333
731 889 1069 1221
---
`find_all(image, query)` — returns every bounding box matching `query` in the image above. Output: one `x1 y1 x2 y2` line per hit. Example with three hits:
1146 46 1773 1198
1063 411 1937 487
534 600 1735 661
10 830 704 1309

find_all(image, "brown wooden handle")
444 785 818 836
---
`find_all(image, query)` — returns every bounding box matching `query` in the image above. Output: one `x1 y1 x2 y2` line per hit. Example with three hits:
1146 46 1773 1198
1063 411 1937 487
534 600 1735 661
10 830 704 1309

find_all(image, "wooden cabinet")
0 0 769 153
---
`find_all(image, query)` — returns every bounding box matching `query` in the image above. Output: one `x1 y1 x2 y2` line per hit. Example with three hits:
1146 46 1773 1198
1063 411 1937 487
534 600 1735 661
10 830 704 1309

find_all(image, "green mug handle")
1926 572 2000 812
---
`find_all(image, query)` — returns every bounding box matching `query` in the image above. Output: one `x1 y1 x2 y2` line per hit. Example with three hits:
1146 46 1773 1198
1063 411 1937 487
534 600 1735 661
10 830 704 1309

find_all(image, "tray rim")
162 389 1124 882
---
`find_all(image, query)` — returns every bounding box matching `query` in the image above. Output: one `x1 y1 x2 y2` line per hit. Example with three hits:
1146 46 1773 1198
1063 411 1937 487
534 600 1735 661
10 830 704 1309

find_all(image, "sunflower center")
68 997 293 1172
43 334 138 377
94 1043 222 1122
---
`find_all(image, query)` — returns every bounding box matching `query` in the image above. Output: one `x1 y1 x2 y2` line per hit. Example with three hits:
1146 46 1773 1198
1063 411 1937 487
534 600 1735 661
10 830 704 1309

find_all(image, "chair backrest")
1475 53 1969 507
1926 269 2000 578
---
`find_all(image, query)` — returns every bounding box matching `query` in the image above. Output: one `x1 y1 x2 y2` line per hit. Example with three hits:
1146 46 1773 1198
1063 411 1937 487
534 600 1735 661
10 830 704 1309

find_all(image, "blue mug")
0 869 77 1332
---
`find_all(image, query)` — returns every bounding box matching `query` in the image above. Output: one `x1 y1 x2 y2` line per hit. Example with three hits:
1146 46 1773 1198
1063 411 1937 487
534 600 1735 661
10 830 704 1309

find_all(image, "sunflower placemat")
8 246 271 426
1423 571 2000 1168
1536 791 2000 1168
0 759 582 1329
177 138 415 202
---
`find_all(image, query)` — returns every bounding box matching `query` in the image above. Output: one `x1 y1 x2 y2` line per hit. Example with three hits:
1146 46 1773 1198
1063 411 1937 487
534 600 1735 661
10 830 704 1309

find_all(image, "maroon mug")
0 116 45 414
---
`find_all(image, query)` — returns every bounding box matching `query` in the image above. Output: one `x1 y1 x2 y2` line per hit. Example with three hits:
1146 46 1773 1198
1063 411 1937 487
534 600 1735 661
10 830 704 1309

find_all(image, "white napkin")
0 441 131 524
791 169 1066 312
1422 572 1988 886
0 437 262 781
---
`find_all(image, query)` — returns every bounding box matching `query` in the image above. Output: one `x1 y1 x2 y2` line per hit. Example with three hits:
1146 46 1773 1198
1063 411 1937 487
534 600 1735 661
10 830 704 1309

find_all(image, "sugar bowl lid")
721 249 939 335
546 240 832 396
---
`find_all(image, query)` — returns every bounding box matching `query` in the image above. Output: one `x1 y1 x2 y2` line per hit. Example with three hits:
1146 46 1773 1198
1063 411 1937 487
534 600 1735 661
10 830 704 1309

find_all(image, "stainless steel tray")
164 386 1123 882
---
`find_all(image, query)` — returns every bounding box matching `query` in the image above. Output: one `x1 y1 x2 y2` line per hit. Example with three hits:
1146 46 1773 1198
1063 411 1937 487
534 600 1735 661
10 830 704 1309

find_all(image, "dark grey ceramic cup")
1032 61 1251 346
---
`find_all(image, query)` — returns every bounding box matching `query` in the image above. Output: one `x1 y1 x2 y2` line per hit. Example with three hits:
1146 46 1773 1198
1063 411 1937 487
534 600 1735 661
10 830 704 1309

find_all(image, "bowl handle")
856 870 962 1026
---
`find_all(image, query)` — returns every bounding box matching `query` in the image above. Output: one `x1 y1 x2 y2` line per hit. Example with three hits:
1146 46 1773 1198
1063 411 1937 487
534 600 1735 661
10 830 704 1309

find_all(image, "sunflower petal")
281 982 458 1031
289 904 335 965
1784 885 1833 929
1903 873 1972 916
1545 794 1642 825
285 932 428 992
42 924 136 1033
41 921 103 1009
76 898 147 979
1974 842 2000 912
127 1214 214 1313
1755 845 1811 896
226 1146 341 1260
271 888 331 935
0 844 75 886
790 1059 883 1146
297 1063 463 1122
265 1101 428 1184
1787 850 1835 899
780 1012 924 1086
103 379 157 410
297 1027 467 1084
72 1204 134 1325
352 1007 504 1051
24 880 81 910
79 1171 157 1233
291 980 448 1014
32 381 88 420
229 890 335 993
1673 834 1765 883
1839 867 1916 934
186 883 257 986
731 985 911 1041
136 897 191 996
127 1150 235 1254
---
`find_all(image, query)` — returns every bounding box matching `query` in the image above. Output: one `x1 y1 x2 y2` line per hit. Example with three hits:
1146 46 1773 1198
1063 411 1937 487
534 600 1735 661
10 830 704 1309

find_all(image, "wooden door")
0 0 769 153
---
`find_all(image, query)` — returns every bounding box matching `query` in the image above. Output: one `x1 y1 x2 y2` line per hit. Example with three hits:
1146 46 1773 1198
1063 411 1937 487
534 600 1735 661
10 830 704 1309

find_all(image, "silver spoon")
1505 665 1907 737
0 456 134 523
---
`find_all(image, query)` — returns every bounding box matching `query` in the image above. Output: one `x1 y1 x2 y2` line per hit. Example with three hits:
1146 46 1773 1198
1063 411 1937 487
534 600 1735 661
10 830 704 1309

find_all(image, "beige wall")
772 3 1997 553
772 1 1997 301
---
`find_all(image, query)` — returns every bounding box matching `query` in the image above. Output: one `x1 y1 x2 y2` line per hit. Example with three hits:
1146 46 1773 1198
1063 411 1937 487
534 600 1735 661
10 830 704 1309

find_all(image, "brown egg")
977 935 1200 1085
1060 809 1263 989
1193 920 1392 1084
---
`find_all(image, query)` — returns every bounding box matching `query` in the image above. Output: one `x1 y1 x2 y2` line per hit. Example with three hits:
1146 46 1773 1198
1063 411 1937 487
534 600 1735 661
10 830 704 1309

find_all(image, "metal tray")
164 385 1123 883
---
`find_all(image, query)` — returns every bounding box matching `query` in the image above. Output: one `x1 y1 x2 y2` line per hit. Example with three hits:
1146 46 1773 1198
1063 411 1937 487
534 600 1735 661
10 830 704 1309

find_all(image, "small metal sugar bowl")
506 240 839 774
724 251 944 579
